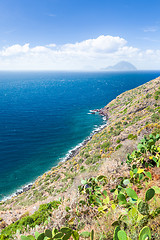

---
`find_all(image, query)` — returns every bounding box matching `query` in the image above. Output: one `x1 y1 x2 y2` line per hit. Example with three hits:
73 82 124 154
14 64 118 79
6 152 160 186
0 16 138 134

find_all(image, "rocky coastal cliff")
0 76 160 239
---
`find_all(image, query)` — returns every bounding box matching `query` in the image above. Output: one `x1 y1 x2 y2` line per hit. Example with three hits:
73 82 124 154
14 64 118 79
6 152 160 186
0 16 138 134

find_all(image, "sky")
0 0 160 70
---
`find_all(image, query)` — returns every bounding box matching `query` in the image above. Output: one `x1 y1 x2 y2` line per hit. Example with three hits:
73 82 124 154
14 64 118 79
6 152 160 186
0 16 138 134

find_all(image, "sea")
0 71 160 200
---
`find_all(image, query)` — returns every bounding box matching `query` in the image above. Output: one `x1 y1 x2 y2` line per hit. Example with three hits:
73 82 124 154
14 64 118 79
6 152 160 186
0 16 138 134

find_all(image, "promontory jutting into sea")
0 71 160 200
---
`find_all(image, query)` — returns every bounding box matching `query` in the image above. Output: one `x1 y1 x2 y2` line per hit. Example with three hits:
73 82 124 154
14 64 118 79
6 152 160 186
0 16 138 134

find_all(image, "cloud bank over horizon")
0 35 159 70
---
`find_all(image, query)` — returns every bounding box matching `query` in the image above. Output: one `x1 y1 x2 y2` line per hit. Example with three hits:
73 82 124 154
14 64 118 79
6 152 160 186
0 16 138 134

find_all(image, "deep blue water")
0 71 160 200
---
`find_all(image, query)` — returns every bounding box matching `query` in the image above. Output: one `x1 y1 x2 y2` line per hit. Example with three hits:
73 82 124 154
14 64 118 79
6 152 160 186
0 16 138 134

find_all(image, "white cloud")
146 49 154 55
0 43 29 56
116 46 139 57
31 46 50 53
0 35 159 70
62 35 127 53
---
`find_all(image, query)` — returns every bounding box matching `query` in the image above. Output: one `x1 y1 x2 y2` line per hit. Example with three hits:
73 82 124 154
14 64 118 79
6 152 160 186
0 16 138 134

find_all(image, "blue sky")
0 0 160 70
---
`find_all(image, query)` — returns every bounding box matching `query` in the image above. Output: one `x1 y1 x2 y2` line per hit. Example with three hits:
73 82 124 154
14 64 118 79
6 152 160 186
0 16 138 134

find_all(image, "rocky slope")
0 76 160 239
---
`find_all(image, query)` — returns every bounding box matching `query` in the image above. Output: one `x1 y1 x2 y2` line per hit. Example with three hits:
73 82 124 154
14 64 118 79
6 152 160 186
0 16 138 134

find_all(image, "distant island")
103 61 137 71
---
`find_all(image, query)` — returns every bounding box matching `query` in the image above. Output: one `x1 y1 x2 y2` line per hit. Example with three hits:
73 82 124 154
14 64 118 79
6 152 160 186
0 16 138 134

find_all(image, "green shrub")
155 95 159 100
155 90 160 95
123 108 127 113
84 153 90 158
146 93 151 98
94 153 101 159
147 107 154 112
65 206 71 212
115 121 122 125
104 147 109 152
113 130 121 136
101 141 110 149
80 151 85 156
54 174 60 181
80 166 86 172
151 113 160 122
0 201 60 238
78 158 84 164
115 144 122 150
127 134 137 140
85 157 93 165
154 90 160 100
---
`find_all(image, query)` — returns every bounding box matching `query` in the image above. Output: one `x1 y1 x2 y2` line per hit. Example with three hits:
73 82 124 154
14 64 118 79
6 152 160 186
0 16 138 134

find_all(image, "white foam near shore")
1 115 108 202
59 121 107 163
2 183 33 202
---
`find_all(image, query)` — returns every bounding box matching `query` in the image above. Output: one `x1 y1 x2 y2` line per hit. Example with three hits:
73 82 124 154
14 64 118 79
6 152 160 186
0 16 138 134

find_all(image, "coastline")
1 77 160 238
1 109 108 202
1 73 159 204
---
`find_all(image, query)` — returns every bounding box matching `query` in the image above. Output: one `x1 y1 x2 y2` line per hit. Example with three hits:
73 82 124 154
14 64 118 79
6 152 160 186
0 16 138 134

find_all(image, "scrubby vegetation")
0 201 60 239
0 76 160 239
19 133 160 239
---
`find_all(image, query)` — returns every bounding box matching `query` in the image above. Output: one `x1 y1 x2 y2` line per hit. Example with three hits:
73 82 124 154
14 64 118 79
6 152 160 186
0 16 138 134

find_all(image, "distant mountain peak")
103 61 137 71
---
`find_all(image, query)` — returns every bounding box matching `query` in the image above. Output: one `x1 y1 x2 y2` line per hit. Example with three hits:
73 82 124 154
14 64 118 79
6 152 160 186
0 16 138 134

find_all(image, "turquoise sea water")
0 71 160 200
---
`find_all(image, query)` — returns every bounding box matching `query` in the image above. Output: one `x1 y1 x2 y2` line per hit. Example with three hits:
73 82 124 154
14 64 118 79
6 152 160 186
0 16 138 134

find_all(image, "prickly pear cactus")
117 230 128 240
113 226 120 240
138 201 149 215
45 229 52 238
145 188 155 201
90 230 94 240
139 226 151 240
21 236 35 240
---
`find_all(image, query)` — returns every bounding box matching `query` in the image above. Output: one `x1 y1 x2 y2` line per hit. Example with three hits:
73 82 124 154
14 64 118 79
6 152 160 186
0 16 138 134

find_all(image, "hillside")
0 76 160 240
103 61 137 71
